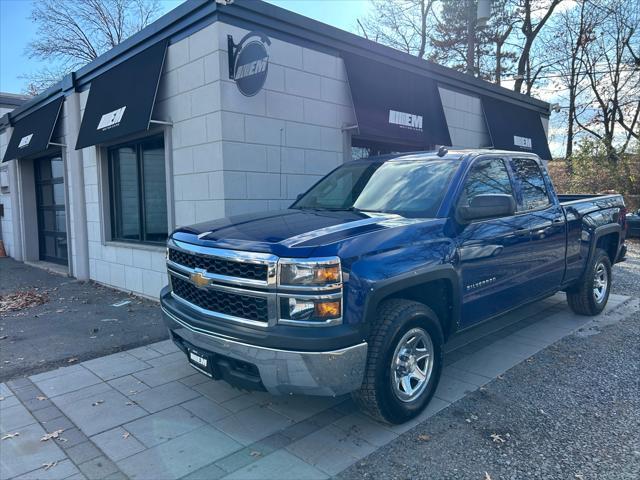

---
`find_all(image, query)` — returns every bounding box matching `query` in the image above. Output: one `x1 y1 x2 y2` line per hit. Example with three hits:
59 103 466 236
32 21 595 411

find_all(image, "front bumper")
161 306 368 396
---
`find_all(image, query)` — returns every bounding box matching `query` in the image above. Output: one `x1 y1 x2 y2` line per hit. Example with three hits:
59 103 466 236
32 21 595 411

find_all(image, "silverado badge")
190 271 210 288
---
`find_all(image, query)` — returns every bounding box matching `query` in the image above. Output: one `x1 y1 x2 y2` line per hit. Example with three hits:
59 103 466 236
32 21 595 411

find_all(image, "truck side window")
459 158 513 208
510 158 550 211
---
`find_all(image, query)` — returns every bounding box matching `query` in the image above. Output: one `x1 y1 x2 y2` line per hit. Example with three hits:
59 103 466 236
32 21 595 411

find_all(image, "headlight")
280 297 342 324
278 258 342 287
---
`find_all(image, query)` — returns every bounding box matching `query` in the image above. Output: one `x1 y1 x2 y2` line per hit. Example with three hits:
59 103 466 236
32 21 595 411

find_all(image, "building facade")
0 0 551 299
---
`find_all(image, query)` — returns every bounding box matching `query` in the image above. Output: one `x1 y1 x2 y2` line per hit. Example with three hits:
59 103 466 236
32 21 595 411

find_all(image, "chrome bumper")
161 306 367 397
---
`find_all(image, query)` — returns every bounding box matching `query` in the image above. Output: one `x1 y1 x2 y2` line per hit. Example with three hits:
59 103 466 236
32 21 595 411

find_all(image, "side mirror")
458 194 516 222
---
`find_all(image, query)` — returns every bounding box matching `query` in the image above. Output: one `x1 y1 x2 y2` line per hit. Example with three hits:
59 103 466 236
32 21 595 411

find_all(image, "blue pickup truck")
160 149 627 423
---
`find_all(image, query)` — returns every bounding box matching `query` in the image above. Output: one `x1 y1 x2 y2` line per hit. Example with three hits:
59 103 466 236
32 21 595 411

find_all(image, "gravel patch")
612 239 639 297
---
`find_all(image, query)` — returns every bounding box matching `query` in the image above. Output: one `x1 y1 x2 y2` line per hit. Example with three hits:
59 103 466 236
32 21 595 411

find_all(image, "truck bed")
558 193 620 204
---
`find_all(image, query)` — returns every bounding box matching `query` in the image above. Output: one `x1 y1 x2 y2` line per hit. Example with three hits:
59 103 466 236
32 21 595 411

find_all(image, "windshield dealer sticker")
389 110 423 132
97 106 127 131
18 134 34 149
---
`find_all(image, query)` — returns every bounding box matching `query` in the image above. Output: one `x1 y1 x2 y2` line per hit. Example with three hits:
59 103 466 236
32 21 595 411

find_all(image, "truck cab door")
509 157 566 298
455 157 532 327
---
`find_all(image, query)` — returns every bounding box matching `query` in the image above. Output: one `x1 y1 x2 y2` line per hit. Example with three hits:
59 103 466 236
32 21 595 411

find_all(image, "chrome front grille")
168 248 268 282
171 276 269 322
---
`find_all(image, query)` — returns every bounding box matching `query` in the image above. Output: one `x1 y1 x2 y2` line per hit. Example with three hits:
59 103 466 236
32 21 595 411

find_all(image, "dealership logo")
97 106 127 131
18 133 34 149
389 110 423 131
228 32 271 97
514 135 532 149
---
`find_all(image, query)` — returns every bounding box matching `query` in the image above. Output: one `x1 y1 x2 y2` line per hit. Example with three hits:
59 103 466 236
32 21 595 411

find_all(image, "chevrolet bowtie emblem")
190 271 210 288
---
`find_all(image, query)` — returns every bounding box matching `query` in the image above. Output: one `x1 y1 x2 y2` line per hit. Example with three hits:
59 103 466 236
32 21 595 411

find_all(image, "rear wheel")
352 299 443 424
567 248 612 316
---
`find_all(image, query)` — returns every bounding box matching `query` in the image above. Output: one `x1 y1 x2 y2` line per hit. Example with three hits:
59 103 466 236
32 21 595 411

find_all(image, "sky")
0 0 370 94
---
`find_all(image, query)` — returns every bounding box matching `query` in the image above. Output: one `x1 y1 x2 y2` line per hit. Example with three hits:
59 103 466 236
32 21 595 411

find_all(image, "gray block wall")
154 22 355 225
0 130 15 257
438 87 491 149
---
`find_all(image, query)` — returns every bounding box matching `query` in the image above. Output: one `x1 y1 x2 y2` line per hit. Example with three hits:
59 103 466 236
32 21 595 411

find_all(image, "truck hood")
171 209 433 257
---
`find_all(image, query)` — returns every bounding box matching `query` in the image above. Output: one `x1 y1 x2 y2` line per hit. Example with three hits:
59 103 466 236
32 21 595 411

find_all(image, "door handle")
515 228 530 236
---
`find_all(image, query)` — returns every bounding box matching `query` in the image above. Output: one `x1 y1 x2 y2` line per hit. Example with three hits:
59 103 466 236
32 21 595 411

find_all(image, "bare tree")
512 0 564 94
23 0 161 93
357 0 437 58
574 0 640 159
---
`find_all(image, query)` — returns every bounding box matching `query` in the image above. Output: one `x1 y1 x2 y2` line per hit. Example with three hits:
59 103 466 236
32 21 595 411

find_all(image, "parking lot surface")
1 292 635 480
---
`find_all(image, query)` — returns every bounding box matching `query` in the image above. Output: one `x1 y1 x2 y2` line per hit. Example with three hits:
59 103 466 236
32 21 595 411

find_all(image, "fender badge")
190 271 210 288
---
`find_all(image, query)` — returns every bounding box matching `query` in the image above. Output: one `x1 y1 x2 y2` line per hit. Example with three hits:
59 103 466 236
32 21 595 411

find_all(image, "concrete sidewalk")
1 293 636 480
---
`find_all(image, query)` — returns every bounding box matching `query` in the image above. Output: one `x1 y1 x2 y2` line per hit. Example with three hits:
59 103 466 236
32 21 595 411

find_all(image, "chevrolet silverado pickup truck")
160 149 627 423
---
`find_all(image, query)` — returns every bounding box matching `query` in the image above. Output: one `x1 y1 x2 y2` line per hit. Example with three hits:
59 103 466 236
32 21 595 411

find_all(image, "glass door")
34 155 68 265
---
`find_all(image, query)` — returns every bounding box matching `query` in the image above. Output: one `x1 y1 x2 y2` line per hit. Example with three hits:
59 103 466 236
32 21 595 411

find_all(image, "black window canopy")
482 96 552 160
75 40 168 150
342 52 452 149
2 97 64 163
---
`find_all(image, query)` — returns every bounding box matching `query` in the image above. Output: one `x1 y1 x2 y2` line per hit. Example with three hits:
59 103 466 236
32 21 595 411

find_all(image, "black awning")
76 40 168 150
2 97 64 163
342 52 451 149
482 96 551 159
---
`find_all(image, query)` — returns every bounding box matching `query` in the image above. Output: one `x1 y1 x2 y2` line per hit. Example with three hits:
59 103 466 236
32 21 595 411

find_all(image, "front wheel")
566 248 612 316
352 299 443 424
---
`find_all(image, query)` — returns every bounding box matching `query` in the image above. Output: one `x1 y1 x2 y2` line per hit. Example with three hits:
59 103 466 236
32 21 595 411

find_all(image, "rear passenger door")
509 157 566 298
456 157 533 327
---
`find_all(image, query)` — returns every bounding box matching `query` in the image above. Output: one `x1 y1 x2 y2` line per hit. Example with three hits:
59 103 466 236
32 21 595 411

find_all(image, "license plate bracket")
187 347 216 377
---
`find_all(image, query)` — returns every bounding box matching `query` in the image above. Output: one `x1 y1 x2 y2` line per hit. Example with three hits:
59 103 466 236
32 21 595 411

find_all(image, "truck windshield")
292 159 458 217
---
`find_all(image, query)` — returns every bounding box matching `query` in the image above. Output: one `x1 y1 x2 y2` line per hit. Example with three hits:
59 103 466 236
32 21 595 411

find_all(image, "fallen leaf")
485 473 492 480
497 374 505 380
42 461 58 471
122 432 130 439
490 433 506 444
575 475 585 480
56 309 65 313
418 434 431 441
2 432 20 440
0 335 8 340
0 396 4 401
0 290 48 313
249 451 262 457
36 396 47 401
92 400 104 406
41 429 64 441
125 401 137 406
67 358 78 363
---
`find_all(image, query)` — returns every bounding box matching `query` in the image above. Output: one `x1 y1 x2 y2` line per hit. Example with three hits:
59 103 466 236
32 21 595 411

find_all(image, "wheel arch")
363 265 461 341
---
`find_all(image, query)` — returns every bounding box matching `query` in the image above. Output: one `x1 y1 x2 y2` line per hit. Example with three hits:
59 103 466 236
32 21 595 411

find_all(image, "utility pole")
466 0 475 75
466 0 492 76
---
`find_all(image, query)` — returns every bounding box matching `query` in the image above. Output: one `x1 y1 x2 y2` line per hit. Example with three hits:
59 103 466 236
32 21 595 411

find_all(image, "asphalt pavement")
0 258 168 381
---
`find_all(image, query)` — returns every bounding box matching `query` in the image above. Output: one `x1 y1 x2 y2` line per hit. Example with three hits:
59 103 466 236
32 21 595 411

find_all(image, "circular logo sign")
234 40 269 97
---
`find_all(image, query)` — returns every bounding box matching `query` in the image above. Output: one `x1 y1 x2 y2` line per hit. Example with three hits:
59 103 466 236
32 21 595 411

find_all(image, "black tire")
352 299 444 424
566 248 612 316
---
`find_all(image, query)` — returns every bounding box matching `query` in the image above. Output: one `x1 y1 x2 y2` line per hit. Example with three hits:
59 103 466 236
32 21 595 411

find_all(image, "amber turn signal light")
314 300 341 318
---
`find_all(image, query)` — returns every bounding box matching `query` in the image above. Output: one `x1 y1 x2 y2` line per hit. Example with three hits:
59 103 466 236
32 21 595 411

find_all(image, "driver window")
459 158 513 208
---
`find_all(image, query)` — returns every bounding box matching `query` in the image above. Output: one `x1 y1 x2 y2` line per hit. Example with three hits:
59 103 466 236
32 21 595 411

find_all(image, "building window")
108 135 167 244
